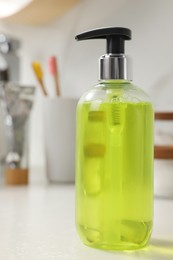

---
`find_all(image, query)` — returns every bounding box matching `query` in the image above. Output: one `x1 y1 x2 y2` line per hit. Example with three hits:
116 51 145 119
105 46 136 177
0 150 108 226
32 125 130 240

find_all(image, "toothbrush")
48 56 60 96
32 62 48 96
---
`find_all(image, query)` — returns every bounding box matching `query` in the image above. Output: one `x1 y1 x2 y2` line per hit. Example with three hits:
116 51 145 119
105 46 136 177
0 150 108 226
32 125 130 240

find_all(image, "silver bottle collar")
99 53 132 81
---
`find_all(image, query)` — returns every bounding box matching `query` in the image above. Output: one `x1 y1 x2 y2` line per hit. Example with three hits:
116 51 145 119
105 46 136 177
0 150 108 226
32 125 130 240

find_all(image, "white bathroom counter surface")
0 180 173 259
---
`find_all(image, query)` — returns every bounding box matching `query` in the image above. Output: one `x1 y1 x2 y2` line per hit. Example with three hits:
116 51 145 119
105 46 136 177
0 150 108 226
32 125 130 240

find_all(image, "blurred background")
0 0 172 177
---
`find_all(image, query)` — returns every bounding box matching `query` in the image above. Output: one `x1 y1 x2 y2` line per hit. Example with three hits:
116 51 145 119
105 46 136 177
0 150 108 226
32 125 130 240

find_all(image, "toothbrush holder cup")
43 97 78 183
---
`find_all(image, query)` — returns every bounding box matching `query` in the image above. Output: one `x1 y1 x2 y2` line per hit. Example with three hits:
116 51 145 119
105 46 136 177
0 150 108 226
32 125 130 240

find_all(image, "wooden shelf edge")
154 145 173 159
155 112 173 120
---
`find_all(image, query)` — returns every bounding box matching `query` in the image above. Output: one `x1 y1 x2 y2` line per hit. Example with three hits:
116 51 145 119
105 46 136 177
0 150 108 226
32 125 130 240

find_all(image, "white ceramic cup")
43 97 78 183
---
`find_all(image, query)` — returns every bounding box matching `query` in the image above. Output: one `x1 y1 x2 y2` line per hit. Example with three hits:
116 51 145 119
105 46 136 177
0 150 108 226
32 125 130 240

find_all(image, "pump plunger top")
75 27 131 54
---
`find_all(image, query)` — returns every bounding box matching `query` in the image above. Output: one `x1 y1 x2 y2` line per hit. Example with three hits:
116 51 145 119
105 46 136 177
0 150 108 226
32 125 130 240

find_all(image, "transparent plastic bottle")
75 28 154 250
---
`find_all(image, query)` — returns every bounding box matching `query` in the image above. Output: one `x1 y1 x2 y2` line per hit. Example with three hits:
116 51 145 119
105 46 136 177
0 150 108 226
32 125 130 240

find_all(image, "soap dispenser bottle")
75 27 153 250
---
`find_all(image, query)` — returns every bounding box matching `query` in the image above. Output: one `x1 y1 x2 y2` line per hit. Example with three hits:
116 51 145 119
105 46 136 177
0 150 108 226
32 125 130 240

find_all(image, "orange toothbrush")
32 62 48 96
49 56 60 96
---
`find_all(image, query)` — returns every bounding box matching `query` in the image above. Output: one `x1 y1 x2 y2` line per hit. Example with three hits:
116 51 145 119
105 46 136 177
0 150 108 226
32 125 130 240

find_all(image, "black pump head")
75 27 132 80
75 27 131 54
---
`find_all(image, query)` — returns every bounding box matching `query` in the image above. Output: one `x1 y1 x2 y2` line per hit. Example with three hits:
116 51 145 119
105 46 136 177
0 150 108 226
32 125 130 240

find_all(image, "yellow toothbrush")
32 62 48 96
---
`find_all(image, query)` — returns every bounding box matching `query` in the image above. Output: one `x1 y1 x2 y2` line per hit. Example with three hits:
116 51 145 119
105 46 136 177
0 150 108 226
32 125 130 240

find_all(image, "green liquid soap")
75 26 153 251
76 100 153 250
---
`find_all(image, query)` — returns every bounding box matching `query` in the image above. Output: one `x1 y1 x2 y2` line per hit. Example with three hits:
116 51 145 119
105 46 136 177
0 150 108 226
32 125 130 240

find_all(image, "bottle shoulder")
79 81 152 104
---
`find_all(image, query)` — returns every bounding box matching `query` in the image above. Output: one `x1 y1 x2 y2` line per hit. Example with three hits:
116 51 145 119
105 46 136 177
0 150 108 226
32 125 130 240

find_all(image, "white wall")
0 0 173 167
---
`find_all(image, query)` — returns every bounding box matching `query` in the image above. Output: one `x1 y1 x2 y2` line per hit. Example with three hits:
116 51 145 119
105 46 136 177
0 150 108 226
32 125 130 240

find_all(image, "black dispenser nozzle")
75 27 132 80
75 27 131 54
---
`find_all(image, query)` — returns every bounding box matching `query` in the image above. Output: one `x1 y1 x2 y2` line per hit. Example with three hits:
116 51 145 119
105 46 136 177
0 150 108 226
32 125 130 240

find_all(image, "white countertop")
0 173 173 260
